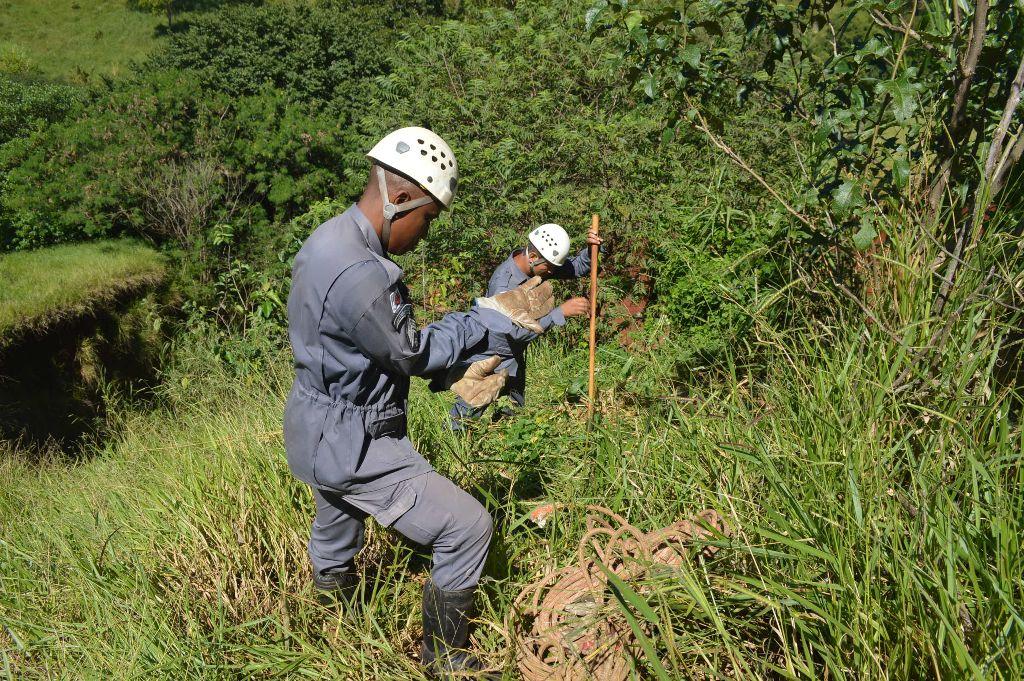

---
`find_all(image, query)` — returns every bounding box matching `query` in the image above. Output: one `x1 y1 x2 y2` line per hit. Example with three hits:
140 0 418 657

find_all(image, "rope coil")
511 506 728 681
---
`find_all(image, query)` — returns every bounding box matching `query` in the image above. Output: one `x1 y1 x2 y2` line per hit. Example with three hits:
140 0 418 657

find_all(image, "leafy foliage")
150 2 392 105
588 0 1024 242
371 0 792 361
0 77 81 146
0 27 363 250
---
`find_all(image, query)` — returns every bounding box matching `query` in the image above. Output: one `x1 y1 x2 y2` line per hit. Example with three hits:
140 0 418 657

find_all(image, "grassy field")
0 0 161 80
1 216 1020 679
0 239 166 343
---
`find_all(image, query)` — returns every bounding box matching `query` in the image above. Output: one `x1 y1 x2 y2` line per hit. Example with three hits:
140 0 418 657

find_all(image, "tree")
589 0 1024 320
132 0 180 26
588 0 1023 234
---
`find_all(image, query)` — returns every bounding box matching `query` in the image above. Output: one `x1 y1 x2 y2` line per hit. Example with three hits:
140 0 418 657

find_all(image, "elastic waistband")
293 382 404 415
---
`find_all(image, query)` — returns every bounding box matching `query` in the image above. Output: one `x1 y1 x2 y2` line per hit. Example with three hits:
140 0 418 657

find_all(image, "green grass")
0 0 162 80
0 216 1021 678
0 239 166 343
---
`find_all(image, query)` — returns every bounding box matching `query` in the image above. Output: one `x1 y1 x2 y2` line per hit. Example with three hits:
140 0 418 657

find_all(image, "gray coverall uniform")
284 205 495 592
448 246 592 423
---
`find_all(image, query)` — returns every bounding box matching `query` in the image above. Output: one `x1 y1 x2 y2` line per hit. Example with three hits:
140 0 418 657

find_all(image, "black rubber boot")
313 568 359 608
421 581 496 678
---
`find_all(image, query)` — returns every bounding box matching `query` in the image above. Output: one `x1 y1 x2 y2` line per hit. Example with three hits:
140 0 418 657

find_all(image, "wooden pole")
587 214 599 421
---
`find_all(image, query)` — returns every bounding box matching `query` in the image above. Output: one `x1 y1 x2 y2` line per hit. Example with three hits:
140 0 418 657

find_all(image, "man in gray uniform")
284 127 546 676
449 223 602 426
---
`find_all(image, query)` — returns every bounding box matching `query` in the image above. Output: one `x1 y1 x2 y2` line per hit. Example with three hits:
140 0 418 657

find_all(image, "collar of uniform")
505 249 529 286
348 204 384 257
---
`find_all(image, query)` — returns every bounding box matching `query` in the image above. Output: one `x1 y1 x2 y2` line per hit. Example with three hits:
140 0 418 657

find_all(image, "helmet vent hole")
427 176 433 183
430 144 436 150
440 151 446 158
432 156 437 162
418 139 424 144
440 163 446 170
421 150 428 156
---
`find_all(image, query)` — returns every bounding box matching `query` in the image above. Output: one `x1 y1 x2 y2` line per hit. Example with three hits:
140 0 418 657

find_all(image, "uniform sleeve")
325 261 486 377
551 246 592 280
468 305 565 346
501 305 566 342
486 268 516 296
535 306 567 330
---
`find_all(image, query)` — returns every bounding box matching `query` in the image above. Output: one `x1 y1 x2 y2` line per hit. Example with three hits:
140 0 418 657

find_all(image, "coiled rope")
510 505 728 681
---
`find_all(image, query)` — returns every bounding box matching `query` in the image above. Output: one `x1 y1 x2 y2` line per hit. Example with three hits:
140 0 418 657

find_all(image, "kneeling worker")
284 127 548 676
449 222 603 426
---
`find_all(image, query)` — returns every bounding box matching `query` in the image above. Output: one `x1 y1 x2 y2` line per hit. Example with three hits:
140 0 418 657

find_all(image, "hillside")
0 0 1021 678
0 239 166 344
0 0 161 80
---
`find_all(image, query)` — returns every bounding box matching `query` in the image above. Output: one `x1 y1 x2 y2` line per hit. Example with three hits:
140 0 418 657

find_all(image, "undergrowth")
1 209 1020 679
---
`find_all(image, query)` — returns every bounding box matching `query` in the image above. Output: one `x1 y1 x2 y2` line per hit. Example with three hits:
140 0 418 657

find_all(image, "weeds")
2 205 1021 678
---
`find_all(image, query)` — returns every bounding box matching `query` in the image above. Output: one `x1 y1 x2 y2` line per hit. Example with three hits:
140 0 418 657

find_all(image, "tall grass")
1 210 1021 678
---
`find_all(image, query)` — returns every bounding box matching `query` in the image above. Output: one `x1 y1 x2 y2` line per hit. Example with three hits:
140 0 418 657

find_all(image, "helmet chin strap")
526 244 546 276
376 165 433 253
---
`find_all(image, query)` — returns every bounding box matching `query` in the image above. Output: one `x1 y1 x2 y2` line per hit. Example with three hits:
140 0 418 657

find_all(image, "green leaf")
585 1 608 30
624 10 644 31
596 562 671 681
892 156 910 188
681 43 701 69
876 75 919 124
641 73 657 98
856 36 890 63
852 214 878 251
832 180 862 215
598 563 660 625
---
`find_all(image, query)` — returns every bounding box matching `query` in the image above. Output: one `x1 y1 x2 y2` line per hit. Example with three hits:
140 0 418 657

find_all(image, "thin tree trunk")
983 55 1024 186
928 0 990 212
992 128 1024 197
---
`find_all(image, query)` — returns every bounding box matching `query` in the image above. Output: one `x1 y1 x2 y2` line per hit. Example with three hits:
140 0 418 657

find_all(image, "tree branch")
991 126 1024 197
928 0 990 212
684 96 814 230
983 54 1024 186
950 0 989 135
869 10 944 56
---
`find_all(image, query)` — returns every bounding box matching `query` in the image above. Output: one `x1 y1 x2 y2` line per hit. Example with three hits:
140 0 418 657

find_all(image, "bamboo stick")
587 214 599 421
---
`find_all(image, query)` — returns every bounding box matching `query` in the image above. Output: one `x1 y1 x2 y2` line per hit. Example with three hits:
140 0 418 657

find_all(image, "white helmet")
528 223 572 266
367 126 458 208
366 127 458 252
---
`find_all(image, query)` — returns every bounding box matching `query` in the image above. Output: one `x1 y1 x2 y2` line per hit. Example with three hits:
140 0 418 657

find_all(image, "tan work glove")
474 276 555 333
450 356 509 408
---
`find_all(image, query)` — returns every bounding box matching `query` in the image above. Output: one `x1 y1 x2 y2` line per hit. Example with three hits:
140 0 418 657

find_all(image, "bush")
150 3 391 105
0 77 81 146
0 72 349 250
369 0 796 361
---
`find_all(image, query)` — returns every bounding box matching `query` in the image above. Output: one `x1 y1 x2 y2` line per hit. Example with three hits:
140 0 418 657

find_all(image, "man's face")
388 198 443 255
531 260 554 278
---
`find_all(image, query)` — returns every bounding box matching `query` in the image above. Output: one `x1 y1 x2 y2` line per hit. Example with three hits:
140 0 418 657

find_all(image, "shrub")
0 72 349 250
0 77 81 146
369 0 794 361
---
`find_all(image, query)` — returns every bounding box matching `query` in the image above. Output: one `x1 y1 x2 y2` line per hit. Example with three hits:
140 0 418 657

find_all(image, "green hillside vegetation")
1 219 1020 675
0 0 161 81
0 240 166 342
0 0 1021 678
